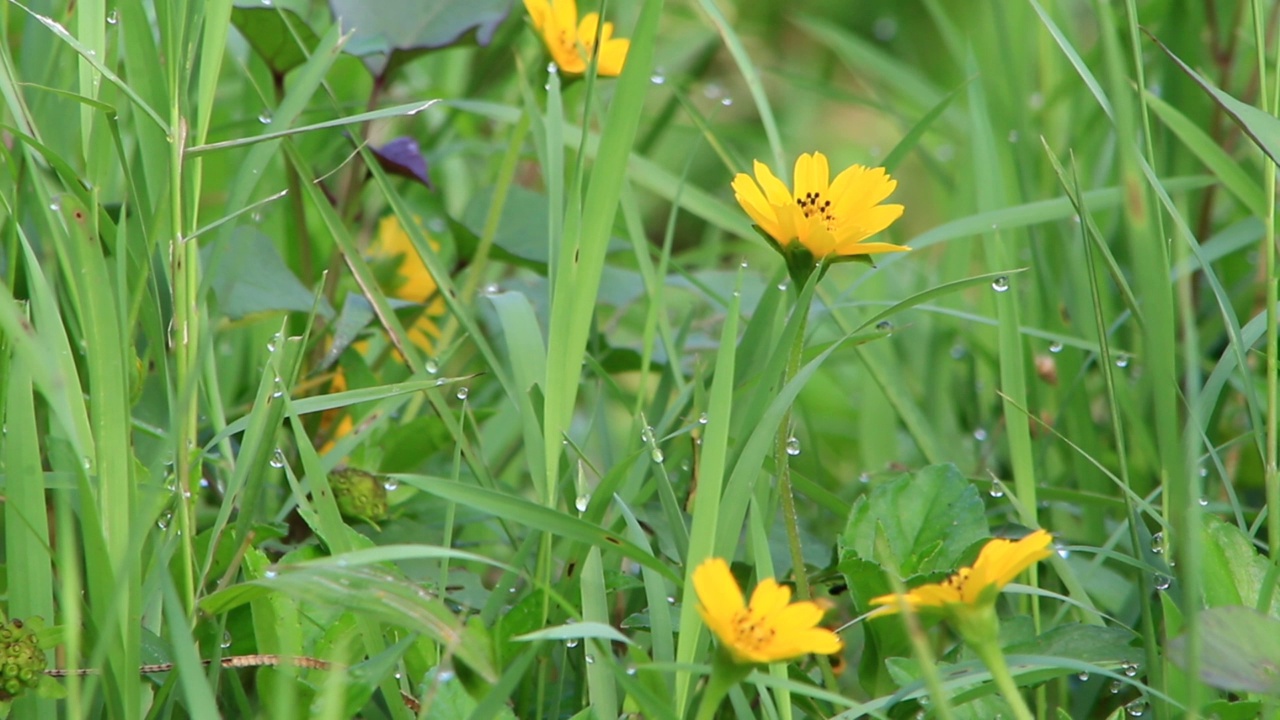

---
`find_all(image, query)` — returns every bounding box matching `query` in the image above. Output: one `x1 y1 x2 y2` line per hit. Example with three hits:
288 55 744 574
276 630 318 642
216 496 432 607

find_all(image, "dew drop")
1077 671 1090 681
260 0 272 6
384 478 399 492
785 437 801 456
585 654 595 664
263 568 278 579
625 665 637 676
575 494 590 512
425 358 439 374
1109 679 1123 694
1125 698 1147 716
777 279 789 291
267 334 280 352
858 472 871 484
1122 661 1139 678
49 198 61 211
989 480 1005 498
720 97 733 107
1115 354 1130 368
566 638 579 648
872 16 898 41
1198 496 1209 507
82 455 93 470
221 631 233 648
991 276 1010 292
876 320 893 333
650 70 666 85
456 387 469 400
651 447 665 463
1049 341 1063 353
547 61 558 74
258 111 272 125
1153 574 1171 591
697 412 709 425
269 448 285 468
1151 531 1164 553
973 427 988 442
106 10 118 24
484 283 501 295
156 512 171 530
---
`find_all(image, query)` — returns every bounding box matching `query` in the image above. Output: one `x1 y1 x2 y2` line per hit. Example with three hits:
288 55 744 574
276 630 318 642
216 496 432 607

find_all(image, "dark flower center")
797 191 837 231
731 609 776 652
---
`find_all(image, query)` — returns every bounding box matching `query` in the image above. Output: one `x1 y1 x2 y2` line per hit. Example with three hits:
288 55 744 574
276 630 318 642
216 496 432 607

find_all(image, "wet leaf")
329 0 514 77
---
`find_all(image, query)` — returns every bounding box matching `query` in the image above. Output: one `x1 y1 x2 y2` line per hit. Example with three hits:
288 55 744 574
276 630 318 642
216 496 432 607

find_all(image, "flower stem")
774 303 840 692
775 305 810 602
692 654 749 720
971 638 1034 720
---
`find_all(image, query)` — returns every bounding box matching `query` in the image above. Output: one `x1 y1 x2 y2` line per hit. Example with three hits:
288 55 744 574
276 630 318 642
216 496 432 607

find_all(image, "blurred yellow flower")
693 557 842 664
524 0 629 77
319 215 444 455
732 152 907 260
869 530 1053 615
371 214 445 353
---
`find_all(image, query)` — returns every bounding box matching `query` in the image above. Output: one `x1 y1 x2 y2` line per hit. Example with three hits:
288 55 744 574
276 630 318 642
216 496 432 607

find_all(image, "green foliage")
3 0 1280 718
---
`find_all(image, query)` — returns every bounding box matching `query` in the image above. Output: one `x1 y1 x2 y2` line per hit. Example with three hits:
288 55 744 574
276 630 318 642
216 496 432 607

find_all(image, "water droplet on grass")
106 10 118 24
456 387 469 400
269 449 285 468
785 437 801 456
991 276 1010 292
1151 531 1164 553
425 358 439 374
384 479 399 491
989 480 1004 498
1049 341 1063 353
575 494 590 512
1154 574 1171 591
258 111 272 124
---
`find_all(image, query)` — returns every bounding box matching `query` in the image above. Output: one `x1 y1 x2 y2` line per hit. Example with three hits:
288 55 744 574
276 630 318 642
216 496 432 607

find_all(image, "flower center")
942 567 972 596
796 191 836 231
730 608 776 652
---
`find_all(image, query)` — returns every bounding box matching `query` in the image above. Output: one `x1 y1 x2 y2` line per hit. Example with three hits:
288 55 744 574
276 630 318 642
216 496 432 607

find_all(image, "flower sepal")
751 225 825 290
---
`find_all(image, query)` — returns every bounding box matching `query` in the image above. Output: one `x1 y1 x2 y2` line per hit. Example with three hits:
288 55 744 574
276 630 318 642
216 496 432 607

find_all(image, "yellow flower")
732 152 907 260
371 215 445 353
869 530 1054 615
693 558 842 664
524 0 629 77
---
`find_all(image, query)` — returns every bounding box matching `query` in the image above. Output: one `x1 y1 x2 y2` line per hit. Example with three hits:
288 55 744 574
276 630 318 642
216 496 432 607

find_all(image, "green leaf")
1168 606 1280 693
230 3 321 75
1200 515 1280 617
1149 31 1280 165
329 0 513 77
1003 624 1141 666
513 621 634 646
840 463 989 577
202 229 332 319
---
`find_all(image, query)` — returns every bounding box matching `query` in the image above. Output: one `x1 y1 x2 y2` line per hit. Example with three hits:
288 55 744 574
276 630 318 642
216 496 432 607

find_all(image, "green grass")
1 0 1279 718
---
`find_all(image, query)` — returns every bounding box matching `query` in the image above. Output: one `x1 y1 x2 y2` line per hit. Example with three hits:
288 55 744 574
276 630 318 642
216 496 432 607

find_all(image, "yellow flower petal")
748 578 792 617
693 557 842 665
527 0 628 77
731 154 905 260
869 531 1053 617
597 38 628 76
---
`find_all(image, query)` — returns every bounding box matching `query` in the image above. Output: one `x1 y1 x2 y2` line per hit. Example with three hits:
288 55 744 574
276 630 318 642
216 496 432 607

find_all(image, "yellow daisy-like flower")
693 558 843 665
869 530 1054 615
732 152 907 261
371 214 445 353
524 0 629 77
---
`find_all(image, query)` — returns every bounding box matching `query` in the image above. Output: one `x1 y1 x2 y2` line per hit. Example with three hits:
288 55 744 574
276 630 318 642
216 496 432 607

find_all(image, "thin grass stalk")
1251 0 1280 567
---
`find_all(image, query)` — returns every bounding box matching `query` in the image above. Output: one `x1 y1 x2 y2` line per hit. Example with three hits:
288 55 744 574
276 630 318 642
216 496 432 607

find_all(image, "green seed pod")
329 468 389 523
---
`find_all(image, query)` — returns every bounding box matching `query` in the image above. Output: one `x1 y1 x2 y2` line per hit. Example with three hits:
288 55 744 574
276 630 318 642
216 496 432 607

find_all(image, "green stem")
691 653 750 720
775 306 810 602
971 637 1034 720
